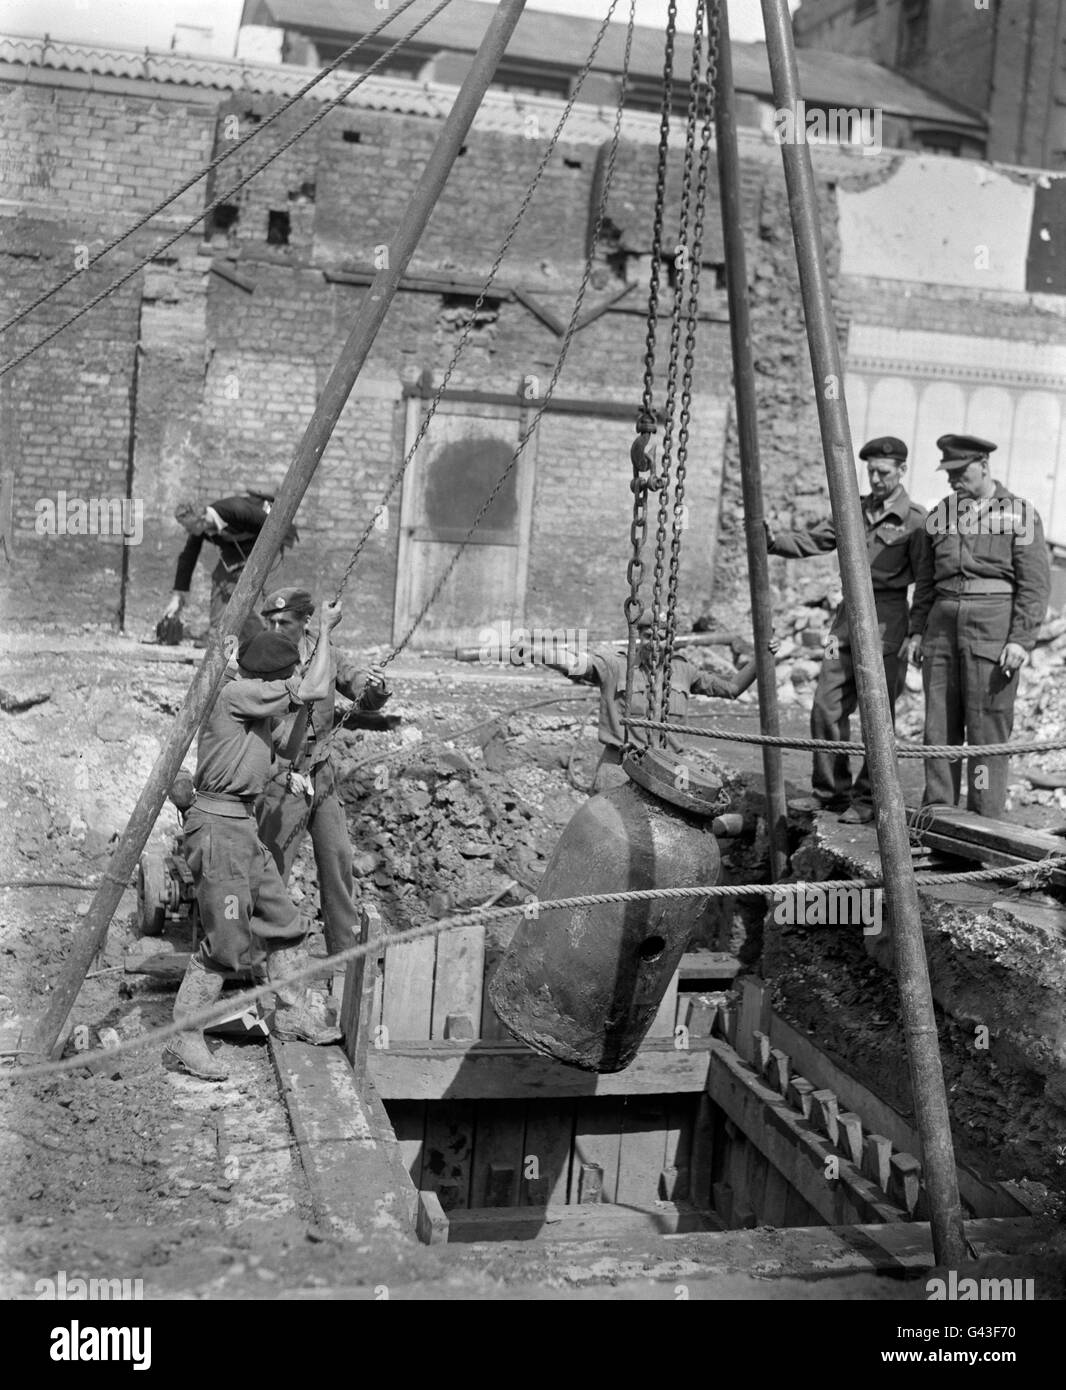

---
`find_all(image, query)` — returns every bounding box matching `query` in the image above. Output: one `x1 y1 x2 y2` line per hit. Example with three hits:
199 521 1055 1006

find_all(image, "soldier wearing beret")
165 609 344 1082
766 437 927 823
255 587 392 959
161 490 299 646
904 435 1050 817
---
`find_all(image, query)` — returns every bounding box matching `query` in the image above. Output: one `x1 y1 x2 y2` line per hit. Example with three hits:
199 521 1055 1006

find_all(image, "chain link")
664 1 718 708
625 0 677 730
651 1 705 732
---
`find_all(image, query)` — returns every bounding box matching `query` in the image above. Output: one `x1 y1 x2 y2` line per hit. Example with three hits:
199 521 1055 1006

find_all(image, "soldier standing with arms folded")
904 434 1050 818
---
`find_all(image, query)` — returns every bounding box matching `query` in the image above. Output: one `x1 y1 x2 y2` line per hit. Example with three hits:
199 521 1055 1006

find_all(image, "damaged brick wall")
0 71 952 645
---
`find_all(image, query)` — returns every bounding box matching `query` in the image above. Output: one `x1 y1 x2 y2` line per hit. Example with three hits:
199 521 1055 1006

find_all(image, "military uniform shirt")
768 486 927 651
195 672 303 798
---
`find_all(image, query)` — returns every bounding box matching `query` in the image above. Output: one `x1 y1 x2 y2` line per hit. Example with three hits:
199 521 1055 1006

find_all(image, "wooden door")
393 398 535 648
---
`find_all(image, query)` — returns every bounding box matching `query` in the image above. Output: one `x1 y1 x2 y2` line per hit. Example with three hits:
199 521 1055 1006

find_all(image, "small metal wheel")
137 851 167 936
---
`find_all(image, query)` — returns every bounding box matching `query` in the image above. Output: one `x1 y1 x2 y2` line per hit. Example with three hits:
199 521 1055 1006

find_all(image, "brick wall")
3 67 1058 648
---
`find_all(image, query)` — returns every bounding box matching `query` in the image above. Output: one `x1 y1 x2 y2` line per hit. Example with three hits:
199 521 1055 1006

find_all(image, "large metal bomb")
489 748 723 1073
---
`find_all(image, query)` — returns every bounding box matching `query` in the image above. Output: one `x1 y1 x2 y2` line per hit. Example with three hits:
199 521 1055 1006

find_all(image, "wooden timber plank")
570 1097 623 1204
342 903 382 1080
616 1096 670 1209
479 943 510 1042
416 1190 448 1244
521 1097 574 1207
662 1095 695 1202
389 1101 427 1190
678 952 741 981
736 977 768 1064
381 934 435 1043
768 1014 1028 1218
470 1099 525 1208
706 1042 907 1227
431 922 485 1041
268 1040 416 1243
915 832 1066 887
647 970 680 1038
688 1094 715 1210
445 1200 715 1243
366 1038 714 1099
421 1101 475 1212
909 807 1066 859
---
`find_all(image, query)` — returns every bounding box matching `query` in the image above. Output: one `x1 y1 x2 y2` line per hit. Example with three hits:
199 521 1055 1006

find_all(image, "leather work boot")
164 956 229 1081
267 943 341 1045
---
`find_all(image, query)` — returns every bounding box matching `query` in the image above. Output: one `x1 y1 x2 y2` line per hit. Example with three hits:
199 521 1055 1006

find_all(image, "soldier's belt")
934 579 1014 598
192 790 257 817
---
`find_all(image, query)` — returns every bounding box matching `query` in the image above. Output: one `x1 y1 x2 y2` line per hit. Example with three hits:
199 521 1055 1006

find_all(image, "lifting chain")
663 0 719 714
656 0 706 733
624 0 678 734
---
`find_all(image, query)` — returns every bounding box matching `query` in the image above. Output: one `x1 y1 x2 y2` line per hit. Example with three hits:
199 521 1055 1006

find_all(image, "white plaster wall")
838 157 1036 292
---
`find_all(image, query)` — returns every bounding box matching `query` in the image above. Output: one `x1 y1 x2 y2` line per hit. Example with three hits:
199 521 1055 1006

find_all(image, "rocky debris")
0 683 52 713
336 726 586 934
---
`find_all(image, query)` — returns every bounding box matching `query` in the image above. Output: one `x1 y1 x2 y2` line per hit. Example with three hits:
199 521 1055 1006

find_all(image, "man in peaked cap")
161 490 299 646
904 434 1050 817
255 587 392 960
766 436 927 823
165 606 344 1082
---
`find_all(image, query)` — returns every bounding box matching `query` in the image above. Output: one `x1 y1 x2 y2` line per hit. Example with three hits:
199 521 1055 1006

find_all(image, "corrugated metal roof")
0 21 983 137
254 0 984 127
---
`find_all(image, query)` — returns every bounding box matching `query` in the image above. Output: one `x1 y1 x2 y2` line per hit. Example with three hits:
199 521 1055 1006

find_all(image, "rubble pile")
1012 614 1066 809
334 719 587 932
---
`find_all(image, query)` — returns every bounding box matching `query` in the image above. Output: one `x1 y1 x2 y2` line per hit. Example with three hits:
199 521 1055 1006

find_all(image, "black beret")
936 434 997 468
237 632 301 679
858 436 908 462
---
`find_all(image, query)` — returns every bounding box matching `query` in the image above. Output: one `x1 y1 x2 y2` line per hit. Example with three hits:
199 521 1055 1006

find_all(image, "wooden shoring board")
687 1094 716 1210
341 902 383 1081
678 952 741 981
431 922 485 1040
520 1097 575 1206
647 971 680 1038
706 1041 908 1228
616 1095 670 1209
479 942 510 1042
388 1101 427 1190
366 1038 714 1099
570 1097 624 1204
440 1199 716 1244
767 1015 1029 1219
469 1099 525 1208
380 934 435 1044
420 1100 476 1212
662 1095 695 1201
909 806 1066 859
268 1040 417 1241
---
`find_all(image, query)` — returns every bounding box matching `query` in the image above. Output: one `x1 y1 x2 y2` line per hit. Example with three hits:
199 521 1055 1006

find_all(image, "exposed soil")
2 627 1064 1300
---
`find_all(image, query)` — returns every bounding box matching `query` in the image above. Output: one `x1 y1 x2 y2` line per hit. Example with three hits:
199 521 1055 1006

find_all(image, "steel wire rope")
0 0 428 340
0 0 456 379
622 715 1066 758
10 851 1066 1081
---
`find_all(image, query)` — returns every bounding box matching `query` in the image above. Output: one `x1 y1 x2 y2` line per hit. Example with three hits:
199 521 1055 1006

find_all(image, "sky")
0 0 802 54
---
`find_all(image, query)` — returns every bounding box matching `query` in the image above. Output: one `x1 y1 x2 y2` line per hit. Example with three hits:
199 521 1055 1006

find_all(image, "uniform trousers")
257 760 360 956
183 806 304 974
920 596 1017 817
810 649 905 807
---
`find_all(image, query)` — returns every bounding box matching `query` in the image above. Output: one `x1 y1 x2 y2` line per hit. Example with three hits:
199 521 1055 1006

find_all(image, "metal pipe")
25 0 530 1063
759 0 966 1265
712 0 788 882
